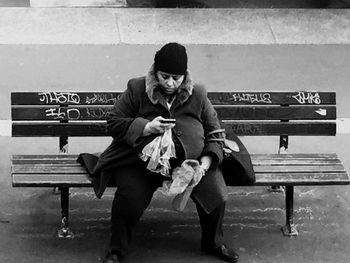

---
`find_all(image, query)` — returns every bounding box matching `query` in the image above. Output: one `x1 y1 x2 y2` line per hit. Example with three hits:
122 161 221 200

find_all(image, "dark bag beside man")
206 129 256 186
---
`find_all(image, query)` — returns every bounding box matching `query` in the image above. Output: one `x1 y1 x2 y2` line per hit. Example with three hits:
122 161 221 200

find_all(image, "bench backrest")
11 91 336 151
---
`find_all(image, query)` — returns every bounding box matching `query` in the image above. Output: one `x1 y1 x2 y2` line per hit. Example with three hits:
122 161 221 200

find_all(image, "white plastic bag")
140 128 176 177
159 159 204 211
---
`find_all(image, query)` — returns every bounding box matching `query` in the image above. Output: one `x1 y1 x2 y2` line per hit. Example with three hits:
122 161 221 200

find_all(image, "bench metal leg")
57 187 74 238
281 186 298 236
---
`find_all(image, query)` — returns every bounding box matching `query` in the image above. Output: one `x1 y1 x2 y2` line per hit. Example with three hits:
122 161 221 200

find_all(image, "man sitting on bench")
82 42 240 263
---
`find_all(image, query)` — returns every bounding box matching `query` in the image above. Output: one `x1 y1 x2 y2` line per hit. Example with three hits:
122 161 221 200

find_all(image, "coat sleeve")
200 90 225 167
106 79 151 148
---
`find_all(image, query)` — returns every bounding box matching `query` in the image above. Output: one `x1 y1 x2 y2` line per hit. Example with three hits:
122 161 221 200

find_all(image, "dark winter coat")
77 66 254 213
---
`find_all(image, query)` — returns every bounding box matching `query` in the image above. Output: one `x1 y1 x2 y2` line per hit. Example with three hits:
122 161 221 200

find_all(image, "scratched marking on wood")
85 108 110 119
85 93 118 105
231 123 263 135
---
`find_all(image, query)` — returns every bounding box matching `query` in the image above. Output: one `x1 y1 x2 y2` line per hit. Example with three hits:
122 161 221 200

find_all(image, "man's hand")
199 155 212 176
142 116 175 136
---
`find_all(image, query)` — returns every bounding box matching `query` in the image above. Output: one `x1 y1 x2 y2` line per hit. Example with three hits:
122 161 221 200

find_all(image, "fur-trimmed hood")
145 64 195 105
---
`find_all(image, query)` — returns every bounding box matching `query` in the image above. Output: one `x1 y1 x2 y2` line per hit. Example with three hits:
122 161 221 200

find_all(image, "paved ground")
1 177 350 263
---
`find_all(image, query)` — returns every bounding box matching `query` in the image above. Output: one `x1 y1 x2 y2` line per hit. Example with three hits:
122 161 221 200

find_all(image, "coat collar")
145 64 194 105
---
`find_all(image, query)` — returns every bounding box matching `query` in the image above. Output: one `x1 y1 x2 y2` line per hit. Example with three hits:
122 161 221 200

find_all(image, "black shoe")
202 244 239 263
102 252 120 263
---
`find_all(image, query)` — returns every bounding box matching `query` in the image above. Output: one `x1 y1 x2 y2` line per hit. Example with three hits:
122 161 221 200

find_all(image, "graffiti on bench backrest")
38 92 118 120
85 93 118 105
38 92 81 104
45 108 81 120
292 92 321 104
230 93 272 104
86 107 111 119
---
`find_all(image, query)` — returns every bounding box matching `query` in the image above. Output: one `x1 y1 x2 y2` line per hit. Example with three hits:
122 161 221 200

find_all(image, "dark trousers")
109 164 225 257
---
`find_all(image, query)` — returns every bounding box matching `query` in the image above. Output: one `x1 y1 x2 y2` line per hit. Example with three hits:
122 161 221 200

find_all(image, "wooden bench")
11 91 349 238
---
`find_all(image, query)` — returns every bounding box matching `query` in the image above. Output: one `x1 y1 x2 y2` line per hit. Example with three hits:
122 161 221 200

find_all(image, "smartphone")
160 119 176 124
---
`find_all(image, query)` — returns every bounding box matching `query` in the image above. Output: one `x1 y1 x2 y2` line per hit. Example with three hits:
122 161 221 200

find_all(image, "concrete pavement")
1 8 350 44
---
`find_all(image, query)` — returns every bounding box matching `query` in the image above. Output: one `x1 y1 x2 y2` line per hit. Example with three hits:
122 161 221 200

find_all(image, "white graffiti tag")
38 92 81 104
86 108 111 119
231 93 272 104
45 108 81 120
292 92 321 104
85 94 117 105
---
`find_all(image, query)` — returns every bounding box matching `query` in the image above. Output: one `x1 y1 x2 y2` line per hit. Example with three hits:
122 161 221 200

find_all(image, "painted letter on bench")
292 92 321 104
231 93 272 104
38 92 81 104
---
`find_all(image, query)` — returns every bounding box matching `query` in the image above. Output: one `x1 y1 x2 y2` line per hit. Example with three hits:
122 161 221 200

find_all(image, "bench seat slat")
12 122 336 136
12 165 86 174
12 159 81 165
11 154 342 164
256 172 350 185
11 158 342 166
12 174 91 187
253 159 341 165
11 153 340 160
251 153 339 159
254 165 345 173
11 164 346 174
12 172 349 187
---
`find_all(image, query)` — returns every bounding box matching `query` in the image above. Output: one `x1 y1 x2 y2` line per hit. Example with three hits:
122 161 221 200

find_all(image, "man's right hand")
142 116 175 136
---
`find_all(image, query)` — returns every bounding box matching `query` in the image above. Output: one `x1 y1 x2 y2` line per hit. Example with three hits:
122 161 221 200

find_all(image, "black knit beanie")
154 42 188 75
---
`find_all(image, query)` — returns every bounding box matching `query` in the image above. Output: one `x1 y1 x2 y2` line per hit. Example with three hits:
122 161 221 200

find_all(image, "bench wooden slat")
215 106 336 120
12 171 349 187
11 153 341 164
12 105 336 121
11 153 340 160
12 122 336 137
11 158 342 166
12 165 87 174
11 154 349 185
12 154 80 160
11 92 121 106
254 165 345 173
222 122 336 136
251 153 339 159
256 172 350 185
12 106 112 121
12 174 91 187
12 123 106 136
12 159 80 165
12 164 345 174
11 91 336 106
208 92 335 105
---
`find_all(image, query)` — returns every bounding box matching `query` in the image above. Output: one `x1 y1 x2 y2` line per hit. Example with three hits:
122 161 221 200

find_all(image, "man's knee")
113 187 153 217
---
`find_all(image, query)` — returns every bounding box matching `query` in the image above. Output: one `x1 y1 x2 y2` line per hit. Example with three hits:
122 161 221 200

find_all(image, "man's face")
156 71 185 95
